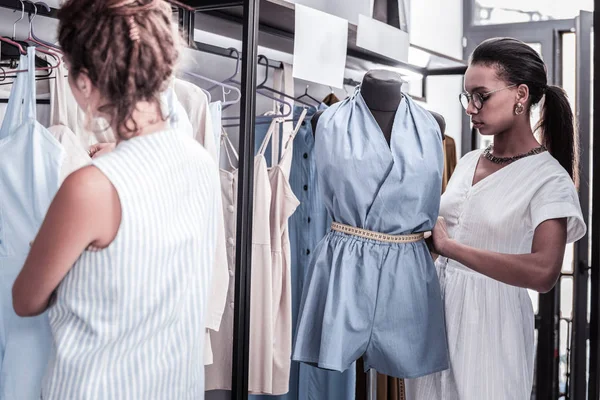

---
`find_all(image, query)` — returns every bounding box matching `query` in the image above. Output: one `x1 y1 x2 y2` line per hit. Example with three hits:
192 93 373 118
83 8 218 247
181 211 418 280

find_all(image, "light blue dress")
0 48 63 399
292 89 449 380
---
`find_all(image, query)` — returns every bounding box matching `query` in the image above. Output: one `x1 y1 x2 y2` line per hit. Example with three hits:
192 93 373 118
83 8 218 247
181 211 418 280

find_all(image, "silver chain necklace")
482 144 547 164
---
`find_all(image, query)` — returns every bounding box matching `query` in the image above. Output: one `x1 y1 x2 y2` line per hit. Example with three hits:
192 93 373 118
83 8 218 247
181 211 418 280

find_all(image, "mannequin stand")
367 369 378 400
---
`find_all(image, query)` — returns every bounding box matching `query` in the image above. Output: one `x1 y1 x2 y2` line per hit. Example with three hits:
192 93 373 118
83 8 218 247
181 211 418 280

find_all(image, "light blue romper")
292 88 449 380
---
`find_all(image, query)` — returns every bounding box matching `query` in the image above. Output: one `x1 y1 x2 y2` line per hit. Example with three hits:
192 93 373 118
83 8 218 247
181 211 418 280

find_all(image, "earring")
514 102 525 115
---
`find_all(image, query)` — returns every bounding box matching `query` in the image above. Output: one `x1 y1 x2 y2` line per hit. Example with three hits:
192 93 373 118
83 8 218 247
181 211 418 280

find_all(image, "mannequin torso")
311 70 446 142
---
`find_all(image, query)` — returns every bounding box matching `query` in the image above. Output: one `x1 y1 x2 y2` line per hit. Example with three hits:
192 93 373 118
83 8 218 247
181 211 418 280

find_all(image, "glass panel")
473 0 593 25
559 318 572 396
561 276 574 320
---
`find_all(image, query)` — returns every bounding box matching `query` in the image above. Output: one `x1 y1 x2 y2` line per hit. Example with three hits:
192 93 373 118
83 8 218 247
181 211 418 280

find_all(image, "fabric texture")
293 89 448 379
405 149 586 400
42 129 220 399
0 48 64 400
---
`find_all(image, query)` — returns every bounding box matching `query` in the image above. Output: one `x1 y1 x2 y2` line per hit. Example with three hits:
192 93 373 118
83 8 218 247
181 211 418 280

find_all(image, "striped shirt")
42 128 220 399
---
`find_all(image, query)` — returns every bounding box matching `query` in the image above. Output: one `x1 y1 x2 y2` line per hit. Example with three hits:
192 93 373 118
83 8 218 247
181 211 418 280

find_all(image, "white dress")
406 149 586 400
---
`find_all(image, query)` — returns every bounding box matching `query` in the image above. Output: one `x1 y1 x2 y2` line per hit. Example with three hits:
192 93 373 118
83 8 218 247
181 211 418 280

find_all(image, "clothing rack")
0 98 49 104
0 1 464 400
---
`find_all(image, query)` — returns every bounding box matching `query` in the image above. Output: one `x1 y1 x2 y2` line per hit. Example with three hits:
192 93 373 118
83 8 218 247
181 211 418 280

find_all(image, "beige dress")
205 124 274 393
263 110 307 395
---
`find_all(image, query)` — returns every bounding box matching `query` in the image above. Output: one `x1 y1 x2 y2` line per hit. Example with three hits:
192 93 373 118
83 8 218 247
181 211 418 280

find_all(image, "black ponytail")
471 37 579 185
536 85 579 187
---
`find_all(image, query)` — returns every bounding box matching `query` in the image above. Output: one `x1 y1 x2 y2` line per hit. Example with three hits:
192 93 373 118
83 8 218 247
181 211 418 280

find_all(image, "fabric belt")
331 222 426 244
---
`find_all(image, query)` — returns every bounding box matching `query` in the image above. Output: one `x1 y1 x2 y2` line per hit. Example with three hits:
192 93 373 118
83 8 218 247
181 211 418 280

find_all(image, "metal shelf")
192 0 467 77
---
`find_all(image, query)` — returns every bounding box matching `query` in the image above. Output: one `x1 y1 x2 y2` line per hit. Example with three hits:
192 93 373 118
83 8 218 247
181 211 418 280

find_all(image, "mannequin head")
464 37 578 184
58 0 180 140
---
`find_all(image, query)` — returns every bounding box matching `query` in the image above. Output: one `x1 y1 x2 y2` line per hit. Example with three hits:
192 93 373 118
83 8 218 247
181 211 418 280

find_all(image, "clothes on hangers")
292 88 449 380
442 135 457 193
0 48 63 400
162 81 229 368
47 64 91 182
205 122 273 393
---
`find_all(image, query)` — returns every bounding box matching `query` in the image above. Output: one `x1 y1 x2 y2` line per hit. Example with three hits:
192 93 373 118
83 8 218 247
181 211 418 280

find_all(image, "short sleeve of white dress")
528 157 586 244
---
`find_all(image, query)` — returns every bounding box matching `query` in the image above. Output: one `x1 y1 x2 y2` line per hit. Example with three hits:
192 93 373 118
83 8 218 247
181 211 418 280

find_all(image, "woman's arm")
431 217 567 293
12 166 121 317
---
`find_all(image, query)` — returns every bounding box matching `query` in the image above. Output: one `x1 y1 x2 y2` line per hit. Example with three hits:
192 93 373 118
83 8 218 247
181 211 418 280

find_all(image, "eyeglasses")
459 84 517 111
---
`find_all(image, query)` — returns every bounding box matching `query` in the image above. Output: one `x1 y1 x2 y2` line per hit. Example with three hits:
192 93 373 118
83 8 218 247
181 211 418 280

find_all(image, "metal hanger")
296 84 321 105
0 0 59 83
26 1 62 51
256 55 315 108
207 47 240 93
221 54 294 122
180 71 242 106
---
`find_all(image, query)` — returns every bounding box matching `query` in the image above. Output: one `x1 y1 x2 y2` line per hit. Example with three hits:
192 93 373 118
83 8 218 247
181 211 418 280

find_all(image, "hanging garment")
209 101 222 162
48 61 102 149
442 135 457 193
47 66 91 182
173 79 216 156
47 125 91 182
292 88 448 380
0 48 64 400
205 123 273 393
164 83 228 367
257 110 307 396
288 105 357 400
42 128 220 399
405 149 586 400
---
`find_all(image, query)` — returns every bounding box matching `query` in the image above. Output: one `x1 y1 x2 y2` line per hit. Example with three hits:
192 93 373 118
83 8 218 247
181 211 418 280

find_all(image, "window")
472 0 593 25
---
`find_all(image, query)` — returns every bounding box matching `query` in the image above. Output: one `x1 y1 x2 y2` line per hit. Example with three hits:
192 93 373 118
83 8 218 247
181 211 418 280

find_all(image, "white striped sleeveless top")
42 128 220 399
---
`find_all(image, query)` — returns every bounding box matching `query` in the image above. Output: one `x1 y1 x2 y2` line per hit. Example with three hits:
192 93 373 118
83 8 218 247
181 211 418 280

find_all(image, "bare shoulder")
61 165 116 203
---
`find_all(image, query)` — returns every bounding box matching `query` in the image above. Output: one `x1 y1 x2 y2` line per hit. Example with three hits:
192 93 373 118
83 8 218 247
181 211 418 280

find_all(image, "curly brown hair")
58 0 180 140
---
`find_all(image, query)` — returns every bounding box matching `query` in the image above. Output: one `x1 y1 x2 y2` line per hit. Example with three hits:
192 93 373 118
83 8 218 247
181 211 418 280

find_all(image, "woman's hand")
88 142 116 158
429 217 454 258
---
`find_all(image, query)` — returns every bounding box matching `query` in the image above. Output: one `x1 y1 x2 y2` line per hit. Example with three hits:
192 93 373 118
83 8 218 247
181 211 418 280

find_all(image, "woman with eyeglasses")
406 37 586 399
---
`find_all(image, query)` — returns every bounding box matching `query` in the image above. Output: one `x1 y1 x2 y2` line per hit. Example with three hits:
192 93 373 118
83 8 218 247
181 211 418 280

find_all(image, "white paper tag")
293 4 348 89
356 14 409 63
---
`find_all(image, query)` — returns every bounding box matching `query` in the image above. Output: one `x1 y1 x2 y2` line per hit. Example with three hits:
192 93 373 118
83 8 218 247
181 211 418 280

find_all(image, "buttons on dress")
229 270 234 277
306 249 311 255
308 217 311 223
303 185 308 191
227 205 235 213
303 153 308 159
228 237 235 246
229 302 235 309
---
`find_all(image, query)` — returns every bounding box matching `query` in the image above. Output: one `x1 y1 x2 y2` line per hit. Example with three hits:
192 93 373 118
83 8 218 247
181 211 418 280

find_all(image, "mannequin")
311 70 446 141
